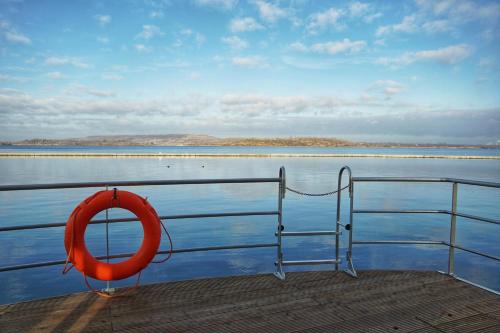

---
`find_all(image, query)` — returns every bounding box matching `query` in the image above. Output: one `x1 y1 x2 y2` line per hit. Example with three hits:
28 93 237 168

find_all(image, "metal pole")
336 167 349 270
343 177 358 278
105 185 111 293
448 182 458 275
274 166 286 280
337 166 357 277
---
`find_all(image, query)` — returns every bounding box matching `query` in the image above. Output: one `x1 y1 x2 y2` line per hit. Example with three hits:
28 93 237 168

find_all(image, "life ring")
64 189 161 281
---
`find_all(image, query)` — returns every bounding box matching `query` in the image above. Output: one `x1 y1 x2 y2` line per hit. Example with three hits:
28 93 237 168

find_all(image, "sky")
0 0 499 144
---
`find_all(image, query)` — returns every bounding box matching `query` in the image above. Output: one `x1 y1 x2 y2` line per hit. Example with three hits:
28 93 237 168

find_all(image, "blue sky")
0 0 499 143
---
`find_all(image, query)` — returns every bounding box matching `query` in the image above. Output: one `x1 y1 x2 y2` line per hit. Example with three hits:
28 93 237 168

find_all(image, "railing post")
448 182 458 275
345 178 358 277
336 167 349 271
338 166 357 278
104 185 113 293
336 185 340 271
274 166 286 280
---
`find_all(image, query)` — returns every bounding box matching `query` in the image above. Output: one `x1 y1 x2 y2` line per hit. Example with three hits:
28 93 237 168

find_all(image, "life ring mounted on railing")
64 189 169 282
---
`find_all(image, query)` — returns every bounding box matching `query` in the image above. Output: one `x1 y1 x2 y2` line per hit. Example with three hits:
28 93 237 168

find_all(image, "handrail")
352 177 500 188
350 176 500 293
1 169 498 296
0 243 279 273
0 210 280 232
0 171 286 278
352 209 500 225
0 177 280 192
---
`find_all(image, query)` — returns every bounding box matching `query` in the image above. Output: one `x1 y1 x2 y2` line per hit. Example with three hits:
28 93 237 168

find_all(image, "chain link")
285 184 349 197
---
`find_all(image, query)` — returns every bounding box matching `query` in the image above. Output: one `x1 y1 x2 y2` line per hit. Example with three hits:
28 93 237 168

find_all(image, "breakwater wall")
0 152 499 160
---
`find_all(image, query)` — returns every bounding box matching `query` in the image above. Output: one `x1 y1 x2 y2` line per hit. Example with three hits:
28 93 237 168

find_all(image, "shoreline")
2 144 499 149
0 152 499 160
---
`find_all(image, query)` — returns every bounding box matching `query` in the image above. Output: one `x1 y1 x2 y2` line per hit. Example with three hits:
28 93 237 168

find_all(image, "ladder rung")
278 230 340 237
281 259 341 266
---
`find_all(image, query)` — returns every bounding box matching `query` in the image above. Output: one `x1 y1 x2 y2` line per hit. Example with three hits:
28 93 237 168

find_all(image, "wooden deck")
1 271 499 333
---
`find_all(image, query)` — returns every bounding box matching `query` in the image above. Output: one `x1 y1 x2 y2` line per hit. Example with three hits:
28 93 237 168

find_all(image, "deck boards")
0 271 498 333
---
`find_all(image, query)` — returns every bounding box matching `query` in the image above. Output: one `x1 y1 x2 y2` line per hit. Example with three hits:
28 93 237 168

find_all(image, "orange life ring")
64 189 161 281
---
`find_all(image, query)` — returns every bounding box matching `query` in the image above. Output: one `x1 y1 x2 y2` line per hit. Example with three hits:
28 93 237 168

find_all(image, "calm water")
2 144 500 156
0 146 499 304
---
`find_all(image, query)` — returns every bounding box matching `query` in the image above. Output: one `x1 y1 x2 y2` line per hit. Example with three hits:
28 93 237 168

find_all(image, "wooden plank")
0 271 498 333
467 298 500 314
435 313 499 333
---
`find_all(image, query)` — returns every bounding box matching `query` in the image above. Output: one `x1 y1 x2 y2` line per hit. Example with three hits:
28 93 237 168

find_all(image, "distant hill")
5 134 221 146
2 135 356 147
219 137 355 147
1 134 497 148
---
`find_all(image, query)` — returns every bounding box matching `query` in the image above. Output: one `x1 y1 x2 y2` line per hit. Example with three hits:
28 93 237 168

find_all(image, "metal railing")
349 176 500 293
0 174 285 275
272 166 352 278
0 168 498 294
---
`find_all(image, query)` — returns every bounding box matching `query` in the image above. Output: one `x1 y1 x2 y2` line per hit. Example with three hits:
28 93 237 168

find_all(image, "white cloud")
46 71 65 79
1 89 498 143
221 35 248 50
0 90 207 120
193 0 238 10
281 56 342 70
307 7 344 34
292 39 366 55
478 57 496 70
363 12 382 23
377 15 452 37
179 28 206 46
97 36 109 44
150 10 164 18
218 93 409 117
415 0 500 23
414 44 473 64
376 14 417 36
289 42 308 52
4 30 31 44
349 2 369 17
394 15 418 32
0 74 29 82
101 73 124 81
421 19 453 34
347 1 382 23
0 21 31 45
44 56 90 68
95 14 111 26
69 84 116 98
252 0 287 23
195 33 205 45
134 44 152 53
376 44 473 67
231 56 268 68
154 60 190 68
220 94 312 115
312 39 366 55
136 25 163 39
229 17 265 33
368 80 406 99
400 1 500 39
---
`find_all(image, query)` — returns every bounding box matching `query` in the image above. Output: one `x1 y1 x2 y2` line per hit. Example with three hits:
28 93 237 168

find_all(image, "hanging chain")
285 184 349 197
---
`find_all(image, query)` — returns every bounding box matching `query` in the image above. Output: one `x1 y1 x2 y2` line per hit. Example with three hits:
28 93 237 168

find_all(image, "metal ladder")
274 166 357 280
